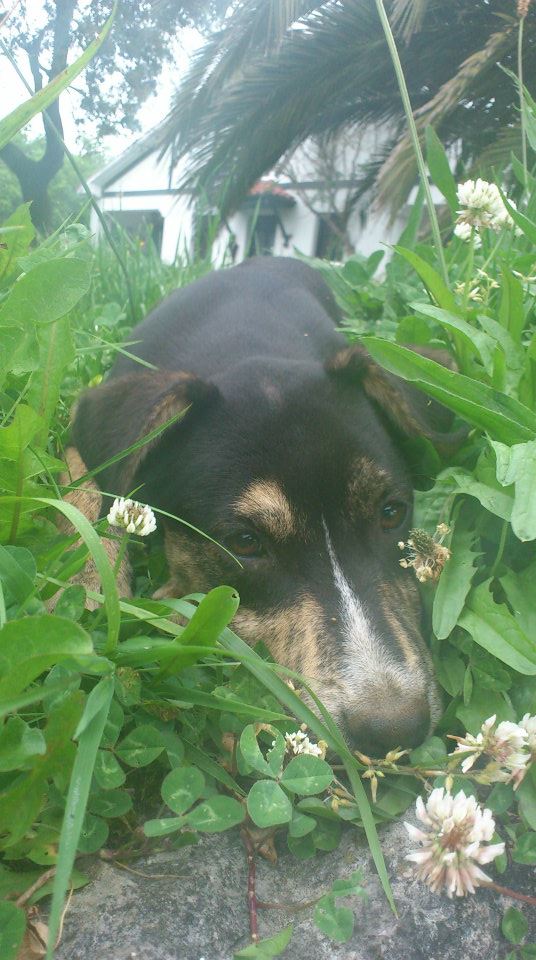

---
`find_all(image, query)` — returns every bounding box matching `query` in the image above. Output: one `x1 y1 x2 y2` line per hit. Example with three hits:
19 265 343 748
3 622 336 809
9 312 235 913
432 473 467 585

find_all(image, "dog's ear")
326 344 463 454
72 371 219 494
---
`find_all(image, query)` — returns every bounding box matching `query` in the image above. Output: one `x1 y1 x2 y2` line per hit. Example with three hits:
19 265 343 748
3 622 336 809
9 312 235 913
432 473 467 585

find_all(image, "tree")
0 132 102 228
0 0 223 231
157 0 536 219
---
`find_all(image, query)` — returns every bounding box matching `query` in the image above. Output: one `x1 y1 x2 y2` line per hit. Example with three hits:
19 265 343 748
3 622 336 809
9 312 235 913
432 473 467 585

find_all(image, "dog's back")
110 257 344 381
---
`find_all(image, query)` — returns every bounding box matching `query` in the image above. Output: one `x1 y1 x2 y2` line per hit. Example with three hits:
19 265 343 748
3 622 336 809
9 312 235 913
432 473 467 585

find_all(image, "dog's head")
73 345 457 756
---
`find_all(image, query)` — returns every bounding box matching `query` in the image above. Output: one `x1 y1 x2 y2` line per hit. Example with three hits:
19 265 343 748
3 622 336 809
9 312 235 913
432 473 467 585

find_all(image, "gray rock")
55 819 536 960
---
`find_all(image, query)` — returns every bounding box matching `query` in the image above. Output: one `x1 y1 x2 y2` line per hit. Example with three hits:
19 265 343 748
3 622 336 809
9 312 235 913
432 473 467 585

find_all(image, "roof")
241 179 296 209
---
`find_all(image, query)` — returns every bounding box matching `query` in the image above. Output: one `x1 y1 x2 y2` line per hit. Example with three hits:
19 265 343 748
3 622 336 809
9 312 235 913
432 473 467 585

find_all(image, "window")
315 213 345 261
105 209 164 254
247 214 278 257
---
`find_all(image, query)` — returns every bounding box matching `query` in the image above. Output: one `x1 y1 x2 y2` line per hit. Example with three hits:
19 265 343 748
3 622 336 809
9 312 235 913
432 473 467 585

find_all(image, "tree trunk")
0 0 75 232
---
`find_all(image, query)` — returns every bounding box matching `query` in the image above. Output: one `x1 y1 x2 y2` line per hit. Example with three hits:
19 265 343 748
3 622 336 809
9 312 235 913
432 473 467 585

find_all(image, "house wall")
89 129 408 268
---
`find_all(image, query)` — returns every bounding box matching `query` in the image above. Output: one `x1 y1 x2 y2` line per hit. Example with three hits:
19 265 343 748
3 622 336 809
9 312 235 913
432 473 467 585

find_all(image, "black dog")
73 256 453 755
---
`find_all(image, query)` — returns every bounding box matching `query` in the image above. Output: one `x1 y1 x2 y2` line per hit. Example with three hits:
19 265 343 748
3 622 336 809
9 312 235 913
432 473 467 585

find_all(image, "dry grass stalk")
518 0 532 18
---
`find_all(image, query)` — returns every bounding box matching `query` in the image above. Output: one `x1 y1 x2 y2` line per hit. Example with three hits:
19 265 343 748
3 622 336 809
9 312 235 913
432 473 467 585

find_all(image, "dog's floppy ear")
326 344 462 454
72 370 219 494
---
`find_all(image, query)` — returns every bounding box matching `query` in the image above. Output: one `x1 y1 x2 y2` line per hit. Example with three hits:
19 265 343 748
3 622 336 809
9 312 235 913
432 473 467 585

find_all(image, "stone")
54 819 536 960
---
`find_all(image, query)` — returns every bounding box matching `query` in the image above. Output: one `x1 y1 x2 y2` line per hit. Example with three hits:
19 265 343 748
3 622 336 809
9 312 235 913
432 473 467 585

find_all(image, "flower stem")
483 880 536 907
242 828 260 943
518 16 528 190
373 0 448 285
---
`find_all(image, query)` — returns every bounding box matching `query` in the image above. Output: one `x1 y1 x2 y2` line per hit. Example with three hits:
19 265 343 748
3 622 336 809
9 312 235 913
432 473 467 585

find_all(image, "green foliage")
2 63 536 960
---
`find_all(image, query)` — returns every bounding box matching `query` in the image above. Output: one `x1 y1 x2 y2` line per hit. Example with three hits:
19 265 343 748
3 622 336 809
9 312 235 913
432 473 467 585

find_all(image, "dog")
72 256 455 756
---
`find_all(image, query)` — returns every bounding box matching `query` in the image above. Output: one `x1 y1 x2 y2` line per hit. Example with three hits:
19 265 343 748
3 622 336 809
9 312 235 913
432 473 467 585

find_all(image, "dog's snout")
344 694 430 758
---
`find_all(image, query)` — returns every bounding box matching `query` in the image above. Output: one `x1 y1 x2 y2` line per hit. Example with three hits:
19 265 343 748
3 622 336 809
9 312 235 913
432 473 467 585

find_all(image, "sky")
0 8 201 165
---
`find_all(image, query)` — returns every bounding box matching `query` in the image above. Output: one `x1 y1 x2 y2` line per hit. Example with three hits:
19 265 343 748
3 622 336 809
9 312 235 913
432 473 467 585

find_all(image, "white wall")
89 128 409 268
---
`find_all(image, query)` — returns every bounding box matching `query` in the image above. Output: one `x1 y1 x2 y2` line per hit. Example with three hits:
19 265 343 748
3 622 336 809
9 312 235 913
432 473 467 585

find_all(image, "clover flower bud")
398 524 451 583
284 729 324 758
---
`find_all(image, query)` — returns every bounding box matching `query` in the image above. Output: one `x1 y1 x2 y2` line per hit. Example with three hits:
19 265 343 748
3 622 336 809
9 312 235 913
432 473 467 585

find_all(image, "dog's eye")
225 532 264 558
380 500 407 530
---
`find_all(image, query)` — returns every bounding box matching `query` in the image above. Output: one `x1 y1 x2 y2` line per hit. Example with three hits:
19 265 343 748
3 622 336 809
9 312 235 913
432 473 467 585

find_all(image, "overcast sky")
0 12 201 163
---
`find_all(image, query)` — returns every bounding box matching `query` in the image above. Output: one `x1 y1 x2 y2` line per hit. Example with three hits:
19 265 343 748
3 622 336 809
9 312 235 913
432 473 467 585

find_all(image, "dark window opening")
105 209 164 254
247 214 277 257
315 214 345 261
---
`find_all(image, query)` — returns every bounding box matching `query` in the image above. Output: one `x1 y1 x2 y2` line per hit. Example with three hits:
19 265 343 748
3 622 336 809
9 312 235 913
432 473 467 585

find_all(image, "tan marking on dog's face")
347 456 390 521
234 480 300 540
232 596 324 678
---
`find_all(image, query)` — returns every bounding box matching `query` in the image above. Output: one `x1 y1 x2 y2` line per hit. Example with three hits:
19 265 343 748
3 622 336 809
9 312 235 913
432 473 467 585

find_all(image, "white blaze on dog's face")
145 376 442 757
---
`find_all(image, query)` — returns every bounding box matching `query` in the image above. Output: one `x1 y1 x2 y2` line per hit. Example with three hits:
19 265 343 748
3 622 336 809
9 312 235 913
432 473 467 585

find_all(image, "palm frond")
159 0 536 218
391 0 431 44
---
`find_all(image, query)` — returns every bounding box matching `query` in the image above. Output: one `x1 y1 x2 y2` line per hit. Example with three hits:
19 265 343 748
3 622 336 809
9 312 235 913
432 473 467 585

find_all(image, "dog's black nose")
343 699 430 758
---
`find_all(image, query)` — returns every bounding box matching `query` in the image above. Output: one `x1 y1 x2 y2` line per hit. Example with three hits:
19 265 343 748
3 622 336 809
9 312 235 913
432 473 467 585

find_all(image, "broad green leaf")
314 895 354 942
409 737 448 768
433 519 478 639
287 832 316 859
0 716 45 771
0 615 93 698
498 269 525 343
512 832 536 866
0 204 34 283
501 565 536 641
491 439 536 541
486 783 514 816
0 405 42 459
477 314 525 394
184 795 245 832
0 258 92 329
54 585 86 621
27 315 77 445
288 810 316 838
455 687 513 735
45 677 113 959
501 192 536 246
143 817 184 838
161 766 205 815
312 817 342 851
394 246 457 312
88 790 132 819
409 302 495 373
458 582 536 674
239 725 276 778
517 766 536 830
0 8 116 153
159 585 240 677
280 754 333 795
0 901 26 960
0 544 36 605
93 750 126 789
247 780 292 827
77 813 109 854
425 127 457 215
115 724 165 768
435 645 468 696
234 925 293 958
100 699 124 748
502 906 529 943
361 338 536 444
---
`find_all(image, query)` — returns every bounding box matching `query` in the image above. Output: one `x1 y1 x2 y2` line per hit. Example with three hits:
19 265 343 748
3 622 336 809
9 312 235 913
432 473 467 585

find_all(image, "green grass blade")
45 676 114 960
0 7 116 152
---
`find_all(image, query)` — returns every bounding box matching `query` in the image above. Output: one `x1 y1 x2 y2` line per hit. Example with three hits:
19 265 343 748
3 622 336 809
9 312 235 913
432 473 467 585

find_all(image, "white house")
87 124 408 265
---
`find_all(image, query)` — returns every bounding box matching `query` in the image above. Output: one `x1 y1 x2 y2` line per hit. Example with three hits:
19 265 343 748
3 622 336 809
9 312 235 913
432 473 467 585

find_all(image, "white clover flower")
520 714 536 756
454 221 482 247
405 787 505 898
107 497 157 536
455 178 515 237
451 714 530 786
284 729 324 758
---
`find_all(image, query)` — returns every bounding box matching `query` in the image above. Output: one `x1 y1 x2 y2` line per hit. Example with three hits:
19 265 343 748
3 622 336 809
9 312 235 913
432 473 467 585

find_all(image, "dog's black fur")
73 256 452 754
